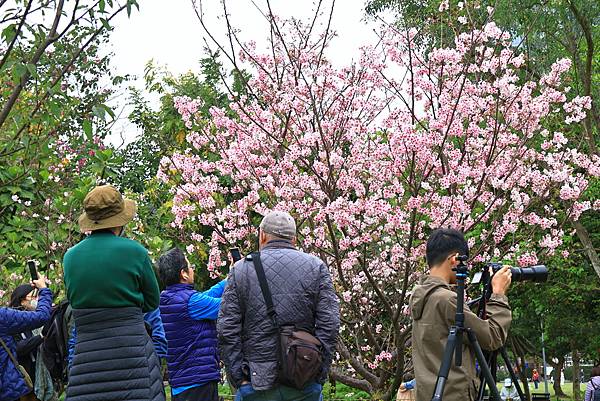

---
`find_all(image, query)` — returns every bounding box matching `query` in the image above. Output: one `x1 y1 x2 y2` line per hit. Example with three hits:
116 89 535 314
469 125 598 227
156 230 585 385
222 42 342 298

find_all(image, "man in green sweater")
63 185 165 401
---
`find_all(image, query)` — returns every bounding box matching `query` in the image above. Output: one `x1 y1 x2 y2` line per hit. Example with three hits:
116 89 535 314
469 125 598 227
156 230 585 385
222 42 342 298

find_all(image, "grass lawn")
166 382 372 400
495 381 587 401
165 381 584 401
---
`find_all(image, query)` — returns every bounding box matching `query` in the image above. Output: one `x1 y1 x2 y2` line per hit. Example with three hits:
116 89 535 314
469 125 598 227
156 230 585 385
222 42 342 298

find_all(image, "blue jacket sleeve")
187 279 227 321
204 280 227 298
405 378 416 390
0 288 53 335
68 326 76 369
143 308 168 358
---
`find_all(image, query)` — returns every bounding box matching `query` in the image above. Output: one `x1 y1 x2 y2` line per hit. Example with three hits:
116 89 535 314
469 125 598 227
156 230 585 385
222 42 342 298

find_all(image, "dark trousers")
234 383 322 401
172 382 219 401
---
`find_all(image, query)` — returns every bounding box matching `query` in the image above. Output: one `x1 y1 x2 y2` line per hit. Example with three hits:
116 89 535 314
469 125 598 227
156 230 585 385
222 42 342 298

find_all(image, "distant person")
584 365 600 401
1 276 52 401
399 379 416 392
158 247 227 401
219 211 340 401
532 368 540 389
9 285 45 390
500 379 518 401
63 185 164 401
398 378 416 401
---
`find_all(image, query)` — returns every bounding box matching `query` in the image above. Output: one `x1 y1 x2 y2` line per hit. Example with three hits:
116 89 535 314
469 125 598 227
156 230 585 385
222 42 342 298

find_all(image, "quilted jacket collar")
263 239 295 250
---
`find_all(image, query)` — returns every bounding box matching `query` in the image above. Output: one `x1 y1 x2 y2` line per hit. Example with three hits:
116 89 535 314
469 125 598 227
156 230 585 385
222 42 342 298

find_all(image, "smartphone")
229 248 242 262
27 260 38 281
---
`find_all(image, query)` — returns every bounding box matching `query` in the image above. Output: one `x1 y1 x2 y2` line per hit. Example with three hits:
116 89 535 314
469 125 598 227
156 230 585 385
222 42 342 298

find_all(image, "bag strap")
251 252 278 327
0 337 25 377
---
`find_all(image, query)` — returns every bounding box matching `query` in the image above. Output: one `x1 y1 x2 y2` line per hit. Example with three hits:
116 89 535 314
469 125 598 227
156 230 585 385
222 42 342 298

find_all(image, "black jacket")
66 307 165 401
218 240 340 390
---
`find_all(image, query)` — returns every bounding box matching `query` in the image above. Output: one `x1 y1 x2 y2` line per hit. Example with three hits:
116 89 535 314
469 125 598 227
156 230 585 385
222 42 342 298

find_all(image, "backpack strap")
251 252 278 328
0 337 31 388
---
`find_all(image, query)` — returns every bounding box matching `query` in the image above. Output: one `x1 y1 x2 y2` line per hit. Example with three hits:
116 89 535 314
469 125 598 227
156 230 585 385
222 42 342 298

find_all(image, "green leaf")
1 24 17 44
13 62 27 79
83 120 93 140
102 104 116 119
100 18 111 31
26 63 38 79
99 0 106 12
92 105 106 120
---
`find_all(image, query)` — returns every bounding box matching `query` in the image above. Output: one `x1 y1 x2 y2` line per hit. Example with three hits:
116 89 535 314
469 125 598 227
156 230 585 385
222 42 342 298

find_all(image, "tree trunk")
573 349 581 401
550 357 567 397
515 350 532 401
573 219 600 280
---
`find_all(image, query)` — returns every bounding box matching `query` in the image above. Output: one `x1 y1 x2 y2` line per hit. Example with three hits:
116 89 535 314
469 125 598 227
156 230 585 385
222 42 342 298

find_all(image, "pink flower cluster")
173 96 203 128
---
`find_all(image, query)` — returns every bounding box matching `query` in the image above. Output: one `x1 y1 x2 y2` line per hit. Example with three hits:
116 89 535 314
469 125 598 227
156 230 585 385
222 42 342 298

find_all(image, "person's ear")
259 229 266 244
448 253 459 267
180 269 188 282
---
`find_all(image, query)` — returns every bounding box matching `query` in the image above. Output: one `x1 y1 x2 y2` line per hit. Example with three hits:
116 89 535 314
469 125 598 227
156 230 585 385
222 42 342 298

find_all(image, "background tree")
158 1 600 397
0 0 137 301
366 0 600 282
114 55 240 289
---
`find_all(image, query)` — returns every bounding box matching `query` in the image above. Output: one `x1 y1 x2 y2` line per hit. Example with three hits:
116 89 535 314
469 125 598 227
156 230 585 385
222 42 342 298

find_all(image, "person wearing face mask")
63 185 164 401
1 276 52 401
8 285 44 393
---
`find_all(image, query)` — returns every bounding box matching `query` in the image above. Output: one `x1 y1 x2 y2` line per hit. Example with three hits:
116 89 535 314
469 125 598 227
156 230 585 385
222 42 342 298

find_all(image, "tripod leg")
499 346 526 401
431 327 458 401
467 330 502 401
477 351 496 401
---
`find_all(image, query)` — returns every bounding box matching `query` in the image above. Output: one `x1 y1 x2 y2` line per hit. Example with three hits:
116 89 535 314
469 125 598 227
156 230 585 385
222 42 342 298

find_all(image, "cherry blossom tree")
159 1 600 397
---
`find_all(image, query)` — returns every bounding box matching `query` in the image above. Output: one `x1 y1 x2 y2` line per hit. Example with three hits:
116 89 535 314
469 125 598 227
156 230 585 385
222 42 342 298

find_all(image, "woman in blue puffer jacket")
0 275 53 401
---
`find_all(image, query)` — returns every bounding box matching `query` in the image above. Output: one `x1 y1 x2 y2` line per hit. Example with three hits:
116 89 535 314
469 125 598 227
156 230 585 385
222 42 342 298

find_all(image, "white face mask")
29 299 38 310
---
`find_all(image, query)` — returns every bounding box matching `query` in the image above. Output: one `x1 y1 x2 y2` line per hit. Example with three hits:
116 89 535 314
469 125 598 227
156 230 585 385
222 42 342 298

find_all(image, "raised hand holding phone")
28 260 38 281
229 248 242 262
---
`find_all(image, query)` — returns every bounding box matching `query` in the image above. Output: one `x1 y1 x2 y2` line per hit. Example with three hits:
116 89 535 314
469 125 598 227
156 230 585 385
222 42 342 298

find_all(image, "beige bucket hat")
78 185 137 232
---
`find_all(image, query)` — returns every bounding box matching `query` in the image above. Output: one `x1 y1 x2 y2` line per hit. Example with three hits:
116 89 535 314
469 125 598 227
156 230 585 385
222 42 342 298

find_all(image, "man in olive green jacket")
410 229 512 401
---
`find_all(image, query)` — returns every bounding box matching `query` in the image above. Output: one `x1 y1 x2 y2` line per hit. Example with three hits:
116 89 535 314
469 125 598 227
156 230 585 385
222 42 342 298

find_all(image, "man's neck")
429 266 451 284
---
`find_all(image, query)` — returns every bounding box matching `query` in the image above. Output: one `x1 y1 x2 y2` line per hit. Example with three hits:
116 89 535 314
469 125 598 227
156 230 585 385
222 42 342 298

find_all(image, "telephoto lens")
510 265 548 282
489 263 548 283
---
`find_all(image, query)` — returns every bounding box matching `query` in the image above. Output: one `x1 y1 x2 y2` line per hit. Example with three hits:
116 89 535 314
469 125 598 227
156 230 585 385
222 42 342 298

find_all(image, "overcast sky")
105 0 384 145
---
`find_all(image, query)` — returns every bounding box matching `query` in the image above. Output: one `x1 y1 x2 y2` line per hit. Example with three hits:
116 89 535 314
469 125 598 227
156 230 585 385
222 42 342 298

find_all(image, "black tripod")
470 269 525 401
430 256 502 401
475 346 525 401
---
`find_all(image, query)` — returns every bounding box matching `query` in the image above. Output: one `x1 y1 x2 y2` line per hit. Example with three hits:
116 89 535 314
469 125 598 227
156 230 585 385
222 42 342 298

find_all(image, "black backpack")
41 300 72 384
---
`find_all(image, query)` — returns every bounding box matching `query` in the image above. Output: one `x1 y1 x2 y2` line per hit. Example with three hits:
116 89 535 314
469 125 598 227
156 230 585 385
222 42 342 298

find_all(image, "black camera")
488 262 548 283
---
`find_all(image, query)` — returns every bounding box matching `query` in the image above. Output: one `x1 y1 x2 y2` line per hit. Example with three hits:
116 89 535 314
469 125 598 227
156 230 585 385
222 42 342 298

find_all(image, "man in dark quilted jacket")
218 211 340 401
0 275 52 401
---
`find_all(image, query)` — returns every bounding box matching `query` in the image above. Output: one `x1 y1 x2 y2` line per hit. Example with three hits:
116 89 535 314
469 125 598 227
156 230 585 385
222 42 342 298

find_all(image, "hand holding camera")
491 265 512 296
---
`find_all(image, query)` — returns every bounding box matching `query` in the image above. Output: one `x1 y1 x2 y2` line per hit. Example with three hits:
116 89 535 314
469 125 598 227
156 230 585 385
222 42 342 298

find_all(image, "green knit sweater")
63 232 160 312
